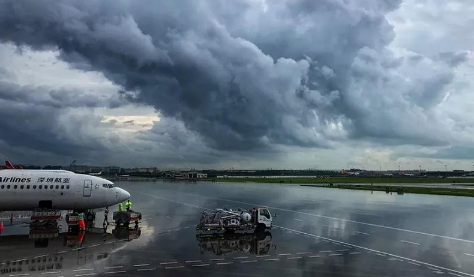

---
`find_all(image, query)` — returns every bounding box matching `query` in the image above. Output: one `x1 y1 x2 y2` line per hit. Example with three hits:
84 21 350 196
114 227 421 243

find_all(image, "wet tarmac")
3 180 474 276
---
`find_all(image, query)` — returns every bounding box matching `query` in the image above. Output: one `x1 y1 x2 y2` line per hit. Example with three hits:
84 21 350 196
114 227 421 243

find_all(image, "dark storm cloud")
0 0 463 155
0 81 114 159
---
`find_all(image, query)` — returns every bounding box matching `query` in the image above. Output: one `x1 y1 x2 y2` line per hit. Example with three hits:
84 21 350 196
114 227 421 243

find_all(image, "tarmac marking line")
308 255 321 258
296 252 311 255
133 264 150 267
216 262 233 265
241 260 257 264
88 244 100 248
40 272 61 275
233 257 248 260
408 262 421 266
349 252 361 255
34 255 48 259
104 266 123 269
137 268 156 271
211 258 225 261
185 260 202 263
165 266 185 269
275 225 474 277
329 253 342 256
278 253 291 256
160 262 178 265
193 264 210 267
74 274 96 277
104 271 126 274
401 240 420 246
355 231 370 235
287 256 303 260
256 255 271 258
56 251 67 254
73 269 94 272
319 251 332 253
265 258 280 261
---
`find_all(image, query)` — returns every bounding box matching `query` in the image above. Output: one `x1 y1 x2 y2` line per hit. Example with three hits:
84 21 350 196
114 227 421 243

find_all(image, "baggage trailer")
113 210 142 226
197 207 273 233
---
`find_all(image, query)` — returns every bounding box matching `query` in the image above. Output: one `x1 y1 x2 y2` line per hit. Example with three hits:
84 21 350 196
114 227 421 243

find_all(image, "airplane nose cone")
118 188 130 202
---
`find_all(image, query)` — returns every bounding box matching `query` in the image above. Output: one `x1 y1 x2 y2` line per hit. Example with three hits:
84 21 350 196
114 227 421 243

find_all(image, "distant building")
183 172 207 179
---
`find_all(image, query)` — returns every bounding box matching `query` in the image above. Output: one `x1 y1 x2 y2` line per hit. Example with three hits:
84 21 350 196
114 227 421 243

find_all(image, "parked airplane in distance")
0 168 130 211
89 171 102 176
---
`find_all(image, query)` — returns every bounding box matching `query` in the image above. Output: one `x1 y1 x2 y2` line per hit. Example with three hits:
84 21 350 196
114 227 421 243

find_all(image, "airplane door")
83 180 92 197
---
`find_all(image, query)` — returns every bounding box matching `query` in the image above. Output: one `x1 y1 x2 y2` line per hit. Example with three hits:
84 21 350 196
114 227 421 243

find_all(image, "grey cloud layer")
0 0 470 164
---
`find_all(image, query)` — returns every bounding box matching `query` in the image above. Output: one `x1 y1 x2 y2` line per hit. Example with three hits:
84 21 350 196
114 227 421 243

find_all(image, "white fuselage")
0 170 130 211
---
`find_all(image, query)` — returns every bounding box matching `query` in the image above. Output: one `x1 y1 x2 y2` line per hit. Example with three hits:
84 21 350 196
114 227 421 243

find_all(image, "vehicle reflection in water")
196 231 274 256
0 224 141 276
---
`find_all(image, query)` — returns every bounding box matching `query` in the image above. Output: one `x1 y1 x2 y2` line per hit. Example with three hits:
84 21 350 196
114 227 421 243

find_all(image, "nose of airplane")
117 188 131 202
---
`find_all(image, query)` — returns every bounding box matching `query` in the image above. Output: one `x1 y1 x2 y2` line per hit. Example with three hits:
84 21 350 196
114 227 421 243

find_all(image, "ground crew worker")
78 212 86 231
103 207 109 226
118 202 123 212
125 200 132 211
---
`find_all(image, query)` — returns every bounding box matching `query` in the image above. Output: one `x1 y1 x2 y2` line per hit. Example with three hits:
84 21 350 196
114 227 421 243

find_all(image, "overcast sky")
0 0 473 170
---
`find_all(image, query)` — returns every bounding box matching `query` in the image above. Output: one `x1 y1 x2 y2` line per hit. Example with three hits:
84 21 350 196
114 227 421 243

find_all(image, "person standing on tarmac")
118 202 123 212
125 199 132 211
103 207 109 226
78 212 86 231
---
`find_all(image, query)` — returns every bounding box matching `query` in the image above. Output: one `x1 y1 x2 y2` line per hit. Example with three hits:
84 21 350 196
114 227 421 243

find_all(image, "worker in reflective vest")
118 203 123 212
78 212 86 231
125 200 132 211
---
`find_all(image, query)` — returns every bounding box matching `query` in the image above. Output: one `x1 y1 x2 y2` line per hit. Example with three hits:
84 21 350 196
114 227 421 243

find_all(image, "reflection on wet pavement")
2 180 474 276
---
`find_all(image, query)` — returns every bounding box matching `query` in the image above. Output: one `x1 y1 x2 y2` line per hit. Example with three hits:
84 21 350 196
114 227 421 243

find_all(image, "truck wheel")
255 223 266 233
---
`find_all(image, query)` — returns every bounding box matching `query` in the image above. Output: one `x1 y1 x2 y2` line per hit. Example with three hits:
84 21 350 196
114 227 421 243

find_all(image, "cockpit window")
102 184 108 188
108 184 114 188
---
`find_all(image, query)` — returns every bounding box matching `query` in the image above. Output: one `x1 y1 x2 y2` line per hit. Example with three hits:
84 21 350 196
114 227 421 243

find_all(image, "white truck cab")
252 207 273 231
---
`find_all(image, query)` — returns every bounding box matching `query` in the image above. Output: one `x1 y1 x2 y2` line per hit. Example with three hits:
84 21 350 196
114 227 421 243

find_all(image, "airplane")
0 168 130 211
89 171 102 176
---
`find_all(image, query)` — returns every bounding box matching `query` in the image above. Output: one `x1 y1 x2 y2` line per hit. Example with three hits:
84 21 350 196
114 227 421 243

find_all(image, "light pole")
445 164 448 172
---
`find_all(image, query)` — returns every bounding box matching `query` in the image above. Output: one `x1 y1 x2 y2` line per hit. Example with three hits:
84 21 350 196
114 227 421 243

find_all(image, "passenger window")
20 185 24 189
44 185 47 189
55 185 59 189
102 184 107 188
39 185 42 189
14 185 17 189
61 185 64 189
7 185 10 189
33 185 36 189
26 185 30 189
50 185 53 189
1 185 3 189
66 185 70 189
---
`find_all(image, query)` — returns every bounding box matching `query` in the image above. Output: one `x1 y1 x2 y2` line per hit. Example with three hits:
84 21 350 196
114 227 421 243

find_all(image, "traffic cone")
0 221 4 233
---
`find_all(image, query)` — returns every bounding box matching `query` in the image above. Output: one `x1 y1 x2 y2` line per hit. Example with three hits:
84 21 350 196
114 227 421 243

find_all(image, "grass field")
303 184 474 197
212 177 474 184
210 177 474 197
